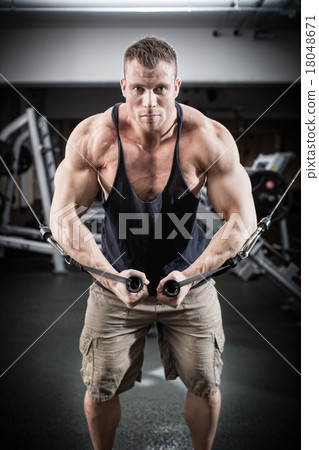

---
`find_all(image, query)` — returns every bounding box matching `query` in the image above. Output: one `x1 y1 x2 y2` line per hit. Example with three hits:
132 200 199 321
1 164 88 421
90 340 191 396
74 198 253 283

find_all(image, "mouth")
140 113 161 121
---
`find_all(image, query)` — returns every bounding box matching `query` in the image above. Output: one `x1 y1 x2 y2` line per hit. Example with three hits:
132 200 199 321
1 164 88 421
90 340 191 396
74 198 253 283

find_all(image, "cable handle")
161 211 276 298
162 255 241 298
79 262 144 294
40 226 144 293
161 212 272 298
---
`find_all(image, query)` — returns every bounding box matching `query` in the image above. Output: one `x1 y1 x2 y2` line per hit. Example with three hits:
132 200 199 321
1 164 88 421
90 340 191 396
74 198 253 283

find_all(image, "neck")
129 110 178 150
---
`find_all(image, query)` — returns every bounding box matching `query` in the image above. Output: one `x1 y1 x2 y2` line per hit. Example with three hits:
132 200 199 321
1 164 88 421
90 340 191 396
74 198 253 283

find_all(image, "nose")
143 89 157 108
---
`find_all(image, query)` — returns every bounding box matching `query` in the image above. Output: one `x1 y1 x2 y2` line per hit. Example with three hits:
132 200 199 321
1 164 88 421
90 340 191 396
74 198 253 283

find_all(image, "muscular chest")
99 139 203 202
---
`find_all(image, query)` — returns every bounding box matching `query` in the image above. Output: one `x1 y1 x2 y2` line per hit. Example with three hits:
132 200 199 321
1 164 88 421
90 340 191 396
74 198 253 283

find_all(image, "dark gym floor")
0 250 300 450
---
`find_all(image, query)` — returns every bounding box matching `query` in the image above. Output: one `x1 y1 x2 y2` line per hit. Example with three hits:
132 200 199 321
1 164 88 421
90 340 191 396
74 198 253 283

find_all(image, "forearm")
50 208 119 284
182 213 256 279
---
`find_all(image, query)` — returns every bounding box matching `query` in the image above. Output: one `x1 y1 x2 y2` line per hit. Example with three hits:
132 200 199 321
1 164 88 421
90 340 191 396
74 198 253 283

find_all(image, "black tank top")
99 102 206 295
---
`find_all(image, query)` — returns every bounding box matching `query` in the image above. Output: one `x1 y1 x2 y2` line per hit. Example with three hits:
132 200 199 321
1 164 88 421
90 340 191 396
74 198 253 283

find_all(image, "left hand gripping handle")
39 226 144 293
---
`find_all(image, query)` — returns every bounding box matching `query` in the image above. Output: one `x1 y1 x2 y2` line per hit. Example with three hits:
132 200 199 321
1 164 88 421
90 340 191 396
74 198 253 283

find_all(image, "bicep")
51 158 99 216
206 164 256 225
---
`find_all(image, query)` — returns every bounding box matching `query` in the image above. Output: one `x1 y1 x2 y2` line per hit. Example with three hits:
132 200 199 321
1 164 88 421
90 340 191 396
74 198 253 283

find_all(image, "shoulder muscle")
65 108 115 170
180 104 239 175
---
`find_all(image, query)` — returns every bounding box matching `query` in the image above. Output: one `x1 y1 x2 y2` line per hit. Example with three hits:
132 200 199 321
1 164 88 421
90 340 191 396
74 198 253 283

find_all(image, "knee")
84 391 116 415
84 391 102 414
207 389 221 408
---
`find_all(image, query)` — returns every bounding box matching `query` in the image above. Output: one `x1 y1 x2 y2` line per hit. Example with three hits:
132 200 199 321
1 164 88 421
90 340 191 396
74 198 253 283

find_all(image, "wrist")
89 266 120 290
182 256 212 279
182 266 200 280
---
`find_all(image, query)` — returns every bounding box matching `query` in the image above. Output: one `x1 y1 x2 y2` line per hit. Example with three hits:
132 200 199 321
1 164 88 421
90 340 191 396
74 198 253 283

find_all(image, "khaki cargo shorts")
79 280 225 402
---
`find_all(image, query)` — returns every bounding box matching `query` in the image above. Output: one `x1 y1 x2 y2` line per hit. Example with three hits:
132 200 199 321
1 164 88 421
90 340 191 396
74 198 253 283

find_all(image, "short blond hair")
123 36 178 77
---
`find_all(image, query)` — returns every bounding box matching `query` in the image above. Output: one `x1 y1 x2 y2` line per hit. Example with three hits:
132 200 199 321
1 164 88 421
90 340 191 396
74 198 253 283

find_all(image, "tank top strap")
172 102 183 165
111 103 124 158
175 102 183 135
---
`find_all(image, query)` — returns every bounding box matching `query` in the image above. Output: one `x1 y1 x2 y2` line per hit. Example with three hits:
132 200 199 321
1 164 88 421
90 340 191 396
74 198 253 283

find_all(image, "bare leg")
84 391 121 450
184 389 221 450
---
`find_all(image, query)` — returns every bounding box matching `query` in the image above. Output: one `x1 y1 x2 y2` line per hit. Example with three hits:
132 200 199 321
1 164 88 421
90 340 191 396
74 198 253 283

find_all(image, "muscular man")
50 37 256 450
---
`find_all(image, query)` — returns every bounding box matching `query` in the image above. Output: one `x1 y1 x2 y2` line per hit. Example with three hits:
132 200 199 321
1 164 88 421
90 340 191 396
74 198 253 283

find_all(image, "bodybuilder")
50 37 256 450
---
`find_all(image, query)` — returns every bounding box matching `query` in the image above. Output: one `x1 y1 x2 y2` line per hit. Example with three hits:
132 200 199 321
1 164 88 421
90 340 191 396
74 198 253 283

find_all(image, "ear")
120 77 126 97
175 78 182 98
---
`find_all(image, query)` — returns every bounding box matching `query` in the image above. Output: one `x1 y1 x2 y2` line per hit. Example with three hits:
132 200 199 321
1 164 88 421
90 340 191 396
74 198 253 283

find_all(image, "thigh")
157 281 225 398
79 283 151 402
79 324 149 402
83 282 130 336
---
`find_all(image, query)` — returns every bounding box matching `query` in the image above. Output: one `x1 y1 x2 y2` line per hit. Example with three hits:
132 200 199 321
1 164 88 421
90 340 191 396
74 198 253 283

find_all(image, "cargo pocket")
213 328 225 386
79 329 94 389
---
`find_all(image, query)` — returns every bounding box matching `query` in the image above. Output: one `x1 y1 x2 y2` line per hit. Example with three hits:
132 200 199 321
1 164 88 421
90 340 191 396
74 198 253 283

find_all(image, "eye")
134 86 144 93
155 86 166 92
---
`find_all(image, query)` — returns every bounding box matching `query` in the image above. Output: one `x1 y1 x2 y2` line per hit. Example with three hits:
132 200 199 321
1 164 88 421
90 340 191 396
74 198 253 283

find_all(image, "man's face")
121 59 181 132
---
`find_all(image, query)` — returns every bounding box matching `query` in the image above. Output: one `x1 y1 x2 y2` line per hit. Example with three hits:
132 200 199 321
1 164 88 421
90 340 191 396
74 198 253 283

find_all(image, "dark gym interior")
1 2 302 449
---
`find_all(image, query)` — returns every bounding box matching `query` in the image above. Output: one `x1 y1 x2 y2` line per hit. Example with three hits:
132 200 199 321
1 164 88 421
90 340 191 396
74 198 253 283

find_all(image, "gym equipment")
247 169 292 224
250 151 295 174
162 259 238 297
0 141 33 176
0 108 65 272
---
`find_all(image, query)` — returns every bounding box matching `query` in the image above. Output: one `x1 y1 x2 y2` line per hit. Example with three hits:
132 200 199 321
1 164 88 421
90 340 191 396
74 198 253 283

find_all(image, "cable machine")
0 108 65 273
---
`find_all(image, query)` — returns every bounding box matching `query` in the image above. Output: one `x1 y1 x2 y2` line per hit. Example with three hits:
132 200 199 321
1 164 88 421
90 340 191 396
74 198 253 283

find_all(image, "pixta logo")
51 204 251 249
51 203 100 250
